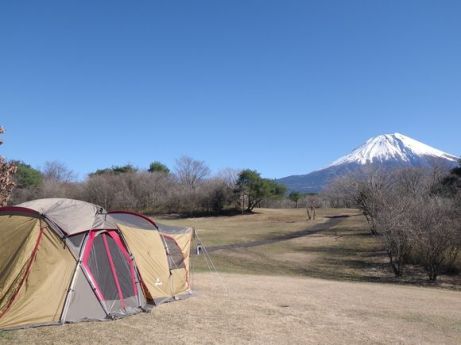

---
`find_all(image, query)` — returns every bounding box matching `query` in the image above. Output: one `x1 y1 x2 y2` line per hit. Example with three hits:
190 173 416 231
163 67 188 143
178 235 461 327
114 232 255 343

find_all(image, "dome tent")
0 198 193 330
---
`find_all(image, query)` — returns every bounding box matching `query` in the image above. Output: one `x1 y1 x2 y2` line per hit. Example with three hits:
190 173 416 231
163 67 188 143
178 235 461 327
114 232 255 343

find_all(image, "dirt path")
205 215 348 252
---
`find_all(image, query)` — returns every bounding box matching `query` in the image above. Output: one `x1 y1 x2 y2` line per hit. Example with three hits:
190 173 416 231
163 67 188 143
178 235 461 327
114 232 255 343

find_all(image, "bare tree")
408 196 460 281
217 168 240 188
0 126 17 206
375 194 414 276
305 195 320 220
322 175 359 208
174 156 210 189
356 172 394 235
135 171 175 212
42 161 76 182
38 179 81 199
82 174 118 210
325 172 392 234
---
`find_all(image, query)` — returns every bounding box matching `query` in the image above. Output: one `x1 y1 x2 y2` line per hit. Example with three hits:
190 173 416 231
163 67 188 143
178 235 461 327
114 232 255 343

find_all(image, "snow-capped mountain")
330 133 457 167
278 133 458 193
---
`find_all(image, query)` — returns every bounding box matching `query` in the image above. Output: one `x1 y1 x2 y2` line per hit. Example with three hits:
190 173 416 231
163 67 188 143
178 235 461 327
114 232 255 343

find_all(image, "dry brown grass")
3 273 461 345
161 208 460 286
160 207 351 246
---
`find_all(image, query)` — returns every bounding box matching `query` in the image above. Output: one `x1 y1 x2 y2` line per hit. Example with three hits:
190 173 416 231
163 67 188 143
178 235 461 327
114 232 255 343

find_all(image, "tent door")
82 230 138 316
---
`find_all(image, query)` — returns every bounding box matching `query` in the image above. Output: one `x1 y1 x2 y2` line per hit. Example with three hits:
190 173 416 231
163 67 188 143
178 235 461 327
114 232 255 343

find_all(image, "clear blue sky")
1 0 460 179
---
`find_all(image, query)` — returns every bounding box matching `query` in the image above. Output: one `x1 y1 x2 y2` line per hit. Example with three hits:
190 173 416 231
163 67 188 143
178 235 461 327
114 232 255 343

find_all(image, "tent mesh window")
88 234 119 301
163 236 185 269
87 233 137 303
105 235 136 298
68 233 86 251
109 213 156 230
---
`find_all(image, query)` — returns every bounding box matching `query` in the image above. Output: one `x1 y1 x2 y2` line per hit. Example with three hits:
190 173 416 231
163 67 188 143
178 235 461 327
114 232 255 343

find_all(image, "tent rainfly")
0 198 193 330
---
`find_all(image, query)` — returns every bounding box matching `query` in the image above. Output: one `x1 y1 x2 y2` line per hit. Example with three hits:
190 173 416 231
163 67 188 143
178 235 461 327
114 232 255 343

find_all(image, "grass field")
2 208 460 344
161 208 460 287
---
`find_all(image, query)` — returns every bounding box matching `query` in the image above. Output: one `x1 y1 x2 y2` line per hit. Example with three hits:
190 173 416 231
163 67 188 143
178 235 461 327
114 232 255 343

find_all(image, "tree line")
5 154 288 216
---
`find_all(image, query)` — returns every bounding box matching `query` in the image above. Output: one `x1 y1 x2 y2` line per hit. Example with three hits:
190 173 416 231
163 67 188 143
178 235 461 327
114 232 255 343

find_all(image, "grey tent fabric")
64 267 107 322
19 198 118 235
157 223 192 234
66 233 86 258
163 236 186 269
109 212 157 230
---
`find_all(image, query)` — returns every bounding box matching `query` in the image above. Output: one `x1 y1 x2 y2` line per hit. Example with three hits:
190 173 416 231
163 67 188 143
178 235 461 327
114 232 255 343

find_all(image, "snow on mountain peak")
330 133 458 167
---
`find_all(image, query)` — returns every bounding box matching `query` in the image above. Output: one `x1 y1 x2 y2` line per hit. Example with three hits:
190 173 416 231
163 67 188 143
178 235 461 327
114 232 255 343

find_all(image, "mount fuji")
278 133 459 193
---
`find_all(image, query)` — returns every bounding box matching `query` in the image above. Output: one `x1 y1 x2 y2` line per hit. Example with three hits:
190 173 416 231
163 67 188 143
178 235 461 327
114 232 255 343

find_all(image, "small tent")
0 198 193 330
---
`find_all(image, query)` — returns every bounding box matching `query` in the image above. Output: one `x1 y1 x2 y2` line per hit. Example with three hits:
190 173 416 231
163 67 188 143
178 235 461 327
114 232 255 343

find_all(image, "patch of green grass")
0 331 12 340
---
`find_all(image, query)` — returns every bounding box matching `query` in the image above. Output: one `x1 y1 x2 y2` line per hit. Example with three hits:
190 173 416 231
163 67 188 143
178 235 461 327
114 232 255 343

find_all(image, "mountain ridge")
278 133 458 193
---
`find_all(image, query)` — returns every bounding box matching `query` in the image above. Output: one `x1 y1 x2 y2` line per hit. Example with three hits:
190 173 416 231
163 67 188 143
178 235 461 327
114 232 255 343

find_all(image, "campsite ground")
2 208 461 344
3 273 461 345
162 208 461 287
